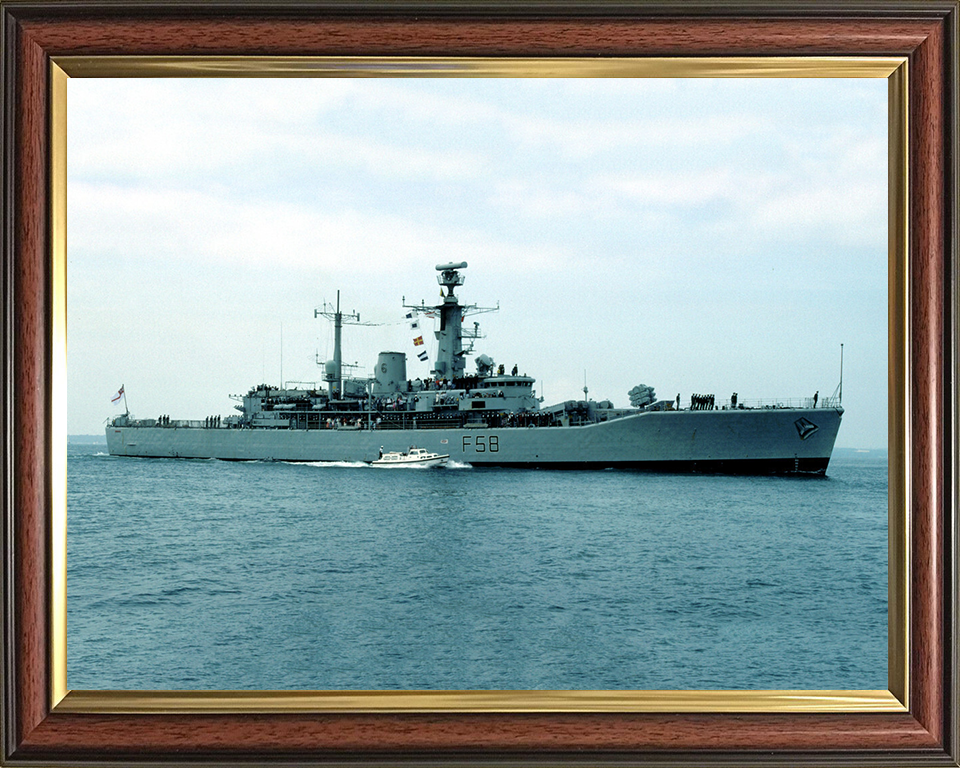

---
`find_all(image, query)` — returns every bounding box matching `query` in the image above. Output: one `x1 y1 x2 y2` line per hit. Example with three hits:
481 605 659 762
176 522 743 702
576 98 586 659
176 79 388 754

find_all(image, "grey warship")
106 262 843 473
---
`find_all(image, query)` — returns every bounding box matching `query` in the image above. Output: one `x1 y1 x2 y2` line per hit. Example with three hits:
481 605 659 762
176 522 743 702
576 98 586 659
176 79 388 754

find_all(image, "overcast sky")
67 77 887 448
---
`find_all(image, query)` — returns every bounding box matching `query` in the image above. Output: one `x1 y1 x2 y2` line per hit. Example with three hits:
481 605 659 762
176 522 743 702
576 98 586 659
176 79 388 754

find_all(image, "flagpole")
122 384 129 416
839 344 843 405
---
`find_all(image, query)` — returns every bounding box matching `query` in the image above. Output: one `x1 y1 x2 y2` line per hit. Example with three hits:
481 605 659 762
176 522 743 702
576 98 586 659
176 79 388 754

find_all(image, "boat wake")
368 462 443 469
296 460 369 469
445 461 473 470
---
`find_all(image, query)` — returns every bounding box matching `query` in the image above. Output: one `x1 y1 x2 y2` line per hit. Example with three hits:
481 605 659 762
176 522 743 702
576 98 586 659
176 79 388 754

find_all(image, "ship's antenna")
839 343 843 405
333 292 342 397
583 370 588 401
280 322 283 390
315 289 377 398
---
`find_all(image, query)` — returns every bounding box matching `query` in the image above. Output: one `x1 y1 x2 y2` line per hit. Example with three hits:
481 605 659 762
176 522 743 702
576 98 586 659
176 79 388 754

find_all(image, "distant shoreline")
69 435 107 444
832 446 888 458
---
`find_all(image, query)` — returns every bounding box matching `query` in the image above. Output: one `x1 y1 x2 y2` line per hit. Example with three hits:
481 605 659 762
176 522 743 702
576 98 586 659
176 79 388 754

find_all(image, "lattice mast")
315 290 368 398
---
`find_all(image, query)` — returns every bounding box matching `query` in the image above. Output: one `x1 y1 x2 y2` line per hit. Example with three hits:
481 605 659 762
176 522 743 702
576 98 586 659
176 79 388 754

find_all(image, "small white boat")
371 446 449 468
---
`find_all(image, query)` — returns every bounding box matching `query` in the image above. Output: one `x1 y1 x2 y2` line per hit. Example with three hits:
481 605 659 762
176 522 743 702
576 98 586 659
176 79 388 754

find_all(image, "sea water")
66 443 887 691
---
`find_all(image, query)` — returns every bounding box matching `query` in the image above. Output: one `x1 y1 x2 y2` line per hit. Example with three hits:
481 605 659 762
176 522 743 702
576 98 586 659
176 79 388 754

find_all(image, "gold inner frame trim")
50 61 69 710
49 55 909 715
56 689 904 714
886 63 910 710
55 55 904 79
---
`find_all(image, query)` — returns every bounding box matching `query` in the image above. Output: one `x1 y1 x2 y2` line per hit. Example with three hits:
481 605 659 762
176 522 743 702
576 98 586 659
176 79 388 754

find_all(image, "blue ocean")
66 443 887 691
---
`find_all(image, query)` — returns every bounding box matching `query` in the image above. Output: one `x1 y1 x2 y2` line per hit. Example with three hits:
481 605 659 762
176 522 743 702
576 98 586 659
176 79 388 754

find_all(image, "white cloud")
501 113 770 159
599 168 748 207
70 113 484 185
753 182 885 237
68 182 570 276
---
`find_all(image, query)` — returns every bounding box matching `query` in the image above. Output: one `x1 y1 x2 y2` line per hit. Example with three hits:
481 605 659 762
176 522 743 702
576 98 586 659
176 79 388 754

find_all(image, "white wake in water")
288 459 472 470
298 461 369 469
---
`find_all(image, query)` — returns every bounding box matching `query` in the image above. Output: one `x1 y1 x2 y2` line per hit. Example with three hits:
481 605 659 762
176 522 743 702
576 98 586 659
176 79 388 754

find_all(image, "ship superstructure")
107 262 844 473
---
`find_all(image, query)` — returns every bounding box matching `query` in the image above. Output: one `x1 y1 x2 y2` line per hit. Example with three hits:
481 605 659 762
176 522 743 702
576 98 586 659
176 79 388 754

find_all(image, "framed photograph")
2 2 956 766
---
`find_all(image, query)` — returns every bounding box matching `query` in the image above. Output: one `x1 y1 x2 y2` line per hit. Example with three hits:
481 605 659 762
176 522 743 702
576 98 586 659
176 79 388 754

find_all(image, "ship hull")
106 407 843 475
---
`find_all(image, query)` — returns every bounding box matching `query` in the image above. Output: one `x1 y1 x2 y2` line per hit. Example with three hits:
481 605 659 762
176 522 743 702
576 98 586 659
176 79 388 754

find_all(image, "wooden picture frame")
2 2 957 765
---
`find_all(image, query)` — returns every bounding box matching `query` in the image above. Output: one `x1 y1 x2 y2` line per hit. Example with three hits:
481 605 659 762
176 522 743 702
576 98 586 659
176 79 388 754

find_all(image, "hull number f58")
463 435 499 453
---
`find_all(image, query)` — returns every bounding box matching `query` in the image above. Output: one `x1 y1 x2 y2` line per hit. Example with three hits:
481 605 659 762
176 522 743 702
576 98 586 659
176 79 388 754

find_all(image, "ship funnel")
436 261 467 271
373 352 407 396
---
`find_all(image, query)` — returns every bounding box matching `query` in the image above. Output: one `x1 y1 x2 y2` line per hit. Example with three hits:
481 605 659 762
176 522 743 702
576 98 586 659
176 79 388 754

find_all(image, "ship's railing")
115 418 213 428
706 396 841 411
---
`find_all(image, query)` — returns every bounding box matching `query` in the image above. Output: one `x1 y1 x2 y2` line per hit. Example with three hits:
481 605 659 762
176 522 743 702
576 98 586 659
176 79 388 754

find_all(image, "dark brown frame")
2 2 957 765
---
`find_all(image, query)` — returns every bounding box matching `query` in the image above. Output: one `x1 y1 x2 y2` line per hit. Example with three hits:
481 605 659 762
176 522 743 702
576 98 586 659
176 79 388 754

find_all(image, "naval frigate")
106 262 843 473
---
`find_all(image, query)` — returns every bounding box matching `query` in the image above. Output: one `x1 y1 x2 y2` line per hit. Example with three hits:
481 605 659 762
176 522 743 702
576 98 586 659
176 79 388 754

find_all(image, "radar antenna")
436 261 468 297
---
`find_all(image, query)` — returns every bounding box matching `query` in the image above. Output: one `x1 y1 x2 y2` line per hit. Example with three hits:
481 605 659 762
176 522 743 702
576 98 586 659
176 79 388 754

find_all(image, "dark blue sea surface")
67 443 887 690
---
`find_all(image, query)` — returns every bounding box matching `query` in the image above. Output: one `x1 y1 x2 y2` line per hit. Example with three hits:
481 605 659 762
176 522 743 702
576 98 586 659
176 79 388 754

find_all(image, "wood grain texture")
908 16 947 748
16 16 942 57
15 712 942 755
2 3 956 765
12 18 50 749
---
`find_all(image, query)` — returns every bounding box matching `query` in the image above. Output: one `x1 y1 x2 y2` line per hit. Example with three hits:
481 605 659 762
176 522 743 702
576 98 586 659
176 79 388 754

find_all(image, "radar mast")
404 262 496 381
